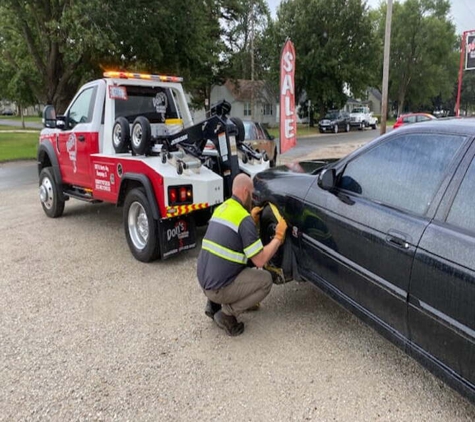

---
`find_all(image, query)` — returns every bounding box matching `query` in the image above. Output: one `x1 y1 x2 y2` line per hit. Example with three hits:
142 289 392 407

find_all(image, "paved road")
0 118 42 129
1 131 474 420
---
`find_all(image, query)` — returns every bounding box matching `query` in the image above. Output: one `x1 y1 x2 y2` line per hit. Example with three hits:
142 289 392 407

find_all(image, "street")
1 129 474 421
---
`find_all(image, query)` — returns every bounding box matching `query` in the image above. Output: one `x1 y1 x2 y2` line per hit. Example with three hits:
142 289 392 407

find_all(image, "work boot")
204 300 221 319
213 310 245 336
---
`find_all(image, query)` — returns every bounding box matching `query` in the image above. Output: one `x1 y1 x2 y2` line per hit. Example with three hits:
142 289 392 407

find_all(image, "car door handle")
385 230 411 249
78 135 85 142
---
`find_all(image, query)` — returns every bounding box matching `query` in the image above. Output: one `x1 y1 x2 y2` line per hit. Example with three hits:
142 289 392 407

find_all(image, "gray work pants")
204 268 273 317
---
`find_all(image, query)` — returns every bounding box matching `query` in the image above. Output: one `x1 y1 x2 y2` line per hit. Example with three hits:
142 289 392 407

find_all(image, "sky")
267 0 475 35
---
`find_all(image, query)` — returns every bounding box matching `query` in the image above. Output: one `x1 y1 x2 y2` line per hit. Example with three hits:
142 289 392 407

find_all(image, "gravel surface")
1 157 474 421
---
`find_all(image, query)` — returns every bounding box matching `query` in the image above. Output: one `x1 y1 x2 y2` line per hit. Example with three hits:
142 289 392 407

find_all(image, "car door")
57 85 98 188
408 143 475 393
298 132 467 338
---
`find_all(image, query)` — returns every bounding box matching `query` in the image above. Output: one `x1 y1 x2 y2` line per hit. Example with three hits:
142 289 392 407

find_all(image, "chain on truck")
37 71 270 262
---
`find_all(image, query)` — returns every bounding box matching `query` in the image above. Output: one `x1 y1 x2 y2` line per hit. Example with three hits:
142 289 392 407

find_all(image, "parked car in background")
1 109 14 116
318 110 350 133
349 106 378 130
206 120 278 167
393 112 436 129
253 118 475 403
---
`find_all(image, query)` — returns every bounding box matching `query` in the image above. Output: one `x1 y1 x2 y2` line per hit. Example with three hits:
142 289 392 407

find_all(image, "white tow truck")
37 71 269 262
349 106 378 130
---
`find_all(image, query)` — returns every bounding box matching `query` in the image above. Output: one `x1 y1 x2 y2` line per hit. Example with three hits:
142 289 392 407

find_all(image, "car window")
417 115 430 122
402 115 416 123
255 124 266 140
338 134 466 215
244 122 256 140
68 87 96 128
446 157 475 233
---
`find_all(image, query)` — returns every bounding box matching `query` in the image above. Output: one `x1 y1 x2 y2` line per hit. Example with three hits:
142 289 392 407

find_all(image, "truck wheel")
231 117 245 143
123 188 160 262
358 122 364 131
131 116 151 155
39 167 65 218
345 123 350 132
371 123 377 130
112 117 130 153
334 125 338 134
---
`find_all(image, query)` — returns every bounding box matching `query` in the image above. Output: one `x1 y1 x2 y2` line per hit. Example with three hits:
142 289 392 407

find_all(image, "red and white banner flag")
280 39 297 154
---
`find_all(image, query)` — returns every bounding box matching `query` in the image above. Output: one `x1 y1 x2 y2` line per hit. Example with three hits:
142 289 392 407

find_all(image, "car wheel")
39 167 65 218
345 123 350 132
131 116 151 155
269 147 277 167
194 208 213 227
334 125 338 134
260 205 287 267
319 129 324 134
112 117 130 153
123 187 160 262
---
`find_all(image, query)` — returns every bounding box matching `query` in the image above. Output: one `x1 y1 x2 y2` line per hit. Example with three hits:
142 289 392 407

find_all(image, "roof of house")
224 79 275 102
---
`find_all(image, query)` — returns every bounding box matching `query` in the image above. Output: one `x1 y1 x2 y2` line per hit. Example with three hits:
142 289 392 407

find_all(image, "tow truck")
37 71 269 262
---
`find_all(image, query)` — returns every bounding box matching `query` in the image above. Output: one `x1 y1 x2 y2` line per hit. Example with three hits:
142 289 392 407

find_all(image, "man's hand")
251 206 263 224
274 218 288 244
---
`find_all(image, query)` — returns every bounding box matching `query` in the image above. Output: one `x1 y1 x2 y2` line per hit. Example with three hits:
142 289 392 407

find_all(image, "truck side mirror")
318 168 336 191
42 105 56 128
56 115 66 130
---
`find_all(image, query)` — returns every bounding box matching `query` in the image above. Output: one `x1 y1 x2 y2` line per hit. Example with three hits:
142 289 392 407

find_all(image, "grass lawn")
0 130 39 162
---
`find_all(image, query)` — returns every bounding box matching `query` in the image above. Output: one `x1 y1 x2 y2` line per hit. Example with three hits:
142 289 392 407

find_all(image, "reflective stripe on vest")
244 238 263 258
202 239 247 264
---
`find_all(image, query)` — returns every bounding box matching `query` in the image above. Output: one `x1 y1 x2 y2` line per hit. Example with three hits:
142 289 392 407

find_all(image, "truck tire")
334 125 338 134
371 123 377 129
39 167 65 218
131 116 151 155
231 117 245 143
112 117 130 153
123 187 160 262
345 123 350 132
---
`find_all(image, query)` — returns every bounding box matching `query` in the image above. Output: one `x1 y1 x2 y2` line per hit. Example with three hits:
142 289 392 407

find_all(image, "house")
210 79 278 126
344 88 382 116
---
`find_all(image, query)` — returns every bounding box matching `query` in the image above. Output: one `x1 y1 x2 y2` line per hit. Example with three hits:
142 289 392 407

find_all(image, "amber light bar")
103 71 183 83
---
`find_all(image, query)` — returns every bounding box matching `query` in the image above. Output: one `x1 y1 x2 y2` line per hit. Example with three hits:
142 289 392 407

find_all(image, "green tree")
374 0 458 115
0 0 230 113
267 0 378 120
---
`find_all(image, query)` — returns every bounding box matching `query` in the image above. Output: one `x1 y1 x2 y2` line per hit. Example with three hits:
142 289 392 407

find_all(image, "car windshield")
325 112 338 119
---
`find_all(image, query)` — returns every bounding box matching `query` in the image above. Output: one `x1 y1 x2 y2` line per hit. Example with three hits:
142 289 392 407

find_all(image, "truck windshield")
352 108 365 113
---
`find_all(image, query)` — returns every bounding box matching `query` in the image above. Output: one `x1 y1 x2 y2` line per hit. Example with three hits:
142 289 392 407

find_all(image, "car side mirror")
56 115 67 130
318 168 336 191
42 105 56 128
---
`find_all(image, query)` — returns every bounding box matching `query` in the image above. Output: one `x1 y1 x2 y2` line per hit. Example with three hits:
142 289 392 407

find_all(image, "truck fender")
37 142 65 200
118 173 160 221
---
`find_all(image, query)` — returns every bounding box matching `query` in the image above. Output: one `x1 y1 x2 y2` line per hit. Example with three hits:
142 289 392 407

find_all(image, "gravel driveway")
1 163 474 421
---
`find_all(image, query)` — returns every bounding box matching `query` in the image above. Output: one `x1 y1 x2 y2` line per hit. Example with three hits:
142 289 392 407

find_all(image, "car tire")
194 208 213 227
231 117 245 143
259 205 285 267
270 147 278 167
131 116 151 155
334 125 338 134
112 117 130 153
345 123 350 132
39 167 65 218
123 187 160 262
319 129 324 134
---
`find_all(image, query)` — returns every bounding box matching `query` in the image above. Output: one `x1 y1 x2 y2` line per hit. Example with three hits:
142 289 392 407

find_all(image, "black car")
318 110 350 134
253 118 475 403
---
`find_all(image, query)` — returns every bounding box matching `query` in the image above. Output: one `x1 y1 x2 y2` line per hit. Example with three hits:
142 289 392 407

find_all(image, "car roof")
395 117 475 136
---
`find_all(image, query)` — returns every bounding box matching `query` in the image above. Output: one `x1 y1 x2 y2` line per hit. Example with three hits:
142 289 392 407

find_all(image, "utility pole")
380 0 393 135
250 0 255 120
